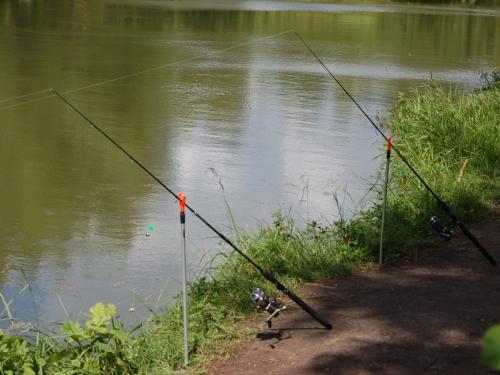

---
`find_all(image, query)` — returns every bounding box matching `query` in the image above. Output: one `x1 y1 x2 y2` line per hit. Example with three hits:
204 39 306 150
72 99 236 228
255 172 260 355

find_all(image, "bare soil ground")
210 217 500 374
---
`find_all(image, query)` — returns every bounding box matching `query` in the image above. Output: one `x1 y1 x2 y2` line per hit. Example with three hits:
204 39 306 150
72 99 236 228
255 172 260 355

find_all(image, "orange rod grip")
177 192 187 213
387 136 393 152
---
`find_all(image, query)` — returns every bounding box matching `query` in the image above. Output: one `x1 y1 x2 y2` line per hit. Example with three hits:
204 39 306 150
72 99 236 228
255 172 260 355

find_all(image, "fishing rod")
50 89 332 330
295 32 497 266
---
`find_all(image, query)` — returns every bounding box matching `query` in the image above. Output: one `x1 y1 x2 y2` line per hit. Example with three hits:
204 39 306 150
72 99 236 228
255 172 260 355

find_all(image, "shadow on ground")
212 219 500 374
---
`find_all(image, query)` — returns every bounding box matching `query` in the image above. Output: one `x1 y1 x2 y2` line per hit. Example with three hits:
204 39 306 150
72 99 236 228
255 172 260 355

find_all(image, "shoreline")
1 77 498 374
209 214 500 374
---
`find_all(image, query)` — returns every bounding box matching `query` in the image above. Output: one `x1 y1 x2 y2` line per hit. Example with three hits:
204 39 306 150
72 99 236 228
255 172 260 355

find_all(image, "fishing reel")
430 216 452 241
250 288 286 328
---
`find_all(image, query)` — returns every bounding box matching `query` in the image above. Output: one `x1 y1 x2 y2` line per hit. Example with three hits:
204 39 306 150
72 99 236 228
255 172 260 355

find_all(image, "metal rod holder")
379 138 392 265
178 193 189 367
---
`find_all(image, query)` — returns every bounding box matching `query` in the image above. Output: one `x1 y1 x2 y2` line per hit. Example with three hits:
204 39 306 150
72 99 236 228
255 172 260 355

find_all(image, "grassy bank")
133 212 368 373
352 74 499 258
1 76 499 374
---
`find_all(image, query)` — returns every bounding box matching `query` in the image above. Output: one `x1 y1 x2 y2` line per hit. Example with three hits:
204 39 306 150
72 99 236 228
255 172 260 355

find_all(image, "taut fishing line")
0 30 293 112
0 88 52 104
50 89 332 329
294 32 496 266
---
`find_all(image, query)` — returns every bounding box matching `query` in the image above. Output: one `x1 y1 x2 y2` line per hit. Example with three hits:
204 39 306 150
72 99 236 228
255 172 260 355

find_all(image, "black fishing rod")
295 32 496 266
50 89 332 329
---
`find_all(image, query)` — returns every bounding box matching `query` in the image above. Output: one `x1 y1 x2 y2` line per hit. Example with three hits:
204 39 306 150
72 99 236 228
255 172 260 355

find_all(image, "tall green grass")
134 212 368 373
347 75 499 257
137 78 500 372
136 75 500 368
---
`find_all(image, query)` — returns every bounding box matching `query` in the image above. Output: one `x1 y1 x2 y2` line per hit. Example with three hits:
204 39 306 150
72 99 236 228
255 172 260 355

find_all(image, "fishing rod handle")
444 204 496 267
178 192 187 224
456 221 497 266
262 271 332 329
386 137 393 160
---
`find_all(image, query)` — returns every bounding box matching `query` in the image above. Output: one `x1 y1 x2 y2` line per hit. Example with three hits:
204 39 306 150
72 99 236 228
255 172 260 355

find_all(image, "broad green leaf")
61 322 86 341
35 355 46 367
86 324 109 335
110 329 131 342
46 348 73 363
96 342 114 353
481 324 500 370
70 358 81 368
88 303 116 327
116 356 126 367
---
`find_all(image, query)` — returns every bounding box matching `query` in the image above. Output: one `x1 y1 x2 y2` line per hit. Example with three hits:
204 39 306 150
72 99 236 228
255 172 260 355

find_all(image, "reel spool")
430 216 452 241
250 288 287 328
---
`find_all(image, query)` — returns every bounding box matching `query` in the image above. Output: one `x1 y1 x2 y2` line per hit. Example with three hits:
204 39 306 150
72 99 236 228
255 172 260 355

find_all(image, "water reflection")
0 0 498 327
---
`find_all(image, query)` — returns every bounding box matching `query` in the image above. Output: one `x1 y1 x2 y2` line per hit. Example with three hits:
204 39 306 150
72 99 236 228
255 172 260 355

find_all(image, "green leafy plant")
481 324 500 371
53 302 137 374
0 328 37 375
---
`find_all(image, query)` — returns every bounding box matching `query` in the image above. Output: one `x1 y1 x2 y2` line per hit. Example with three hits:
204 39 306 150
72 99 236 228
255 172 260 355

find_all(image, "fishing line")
0 30 293 112
0 93 55 112
50 89 332 330
295 32 497 266
0 88 52 104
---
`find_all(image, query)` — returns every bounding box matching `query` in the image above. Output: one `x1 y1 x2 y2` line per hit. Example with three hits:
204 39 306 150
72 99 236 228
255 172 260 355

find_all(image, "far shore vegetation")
1 73 499 374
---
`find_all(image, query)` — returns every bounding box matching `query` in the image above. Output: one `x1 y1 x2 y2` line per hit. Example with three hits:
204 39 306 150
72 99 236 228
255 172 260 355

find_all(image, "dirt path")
210 218 500 374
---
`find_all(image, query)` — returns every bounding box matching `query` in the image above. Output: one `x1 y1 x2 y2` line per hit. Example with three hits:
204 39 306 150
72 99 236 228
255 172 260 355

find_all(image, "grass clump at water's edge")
133 213 367 373
1 214 368 374
1 76 499 374
347 74 499 256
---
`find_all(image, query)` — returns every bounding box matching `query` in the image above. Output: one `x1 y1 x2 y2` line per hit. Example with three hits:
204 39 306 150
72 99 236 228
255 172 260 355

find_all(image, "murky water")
0 0 498 328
